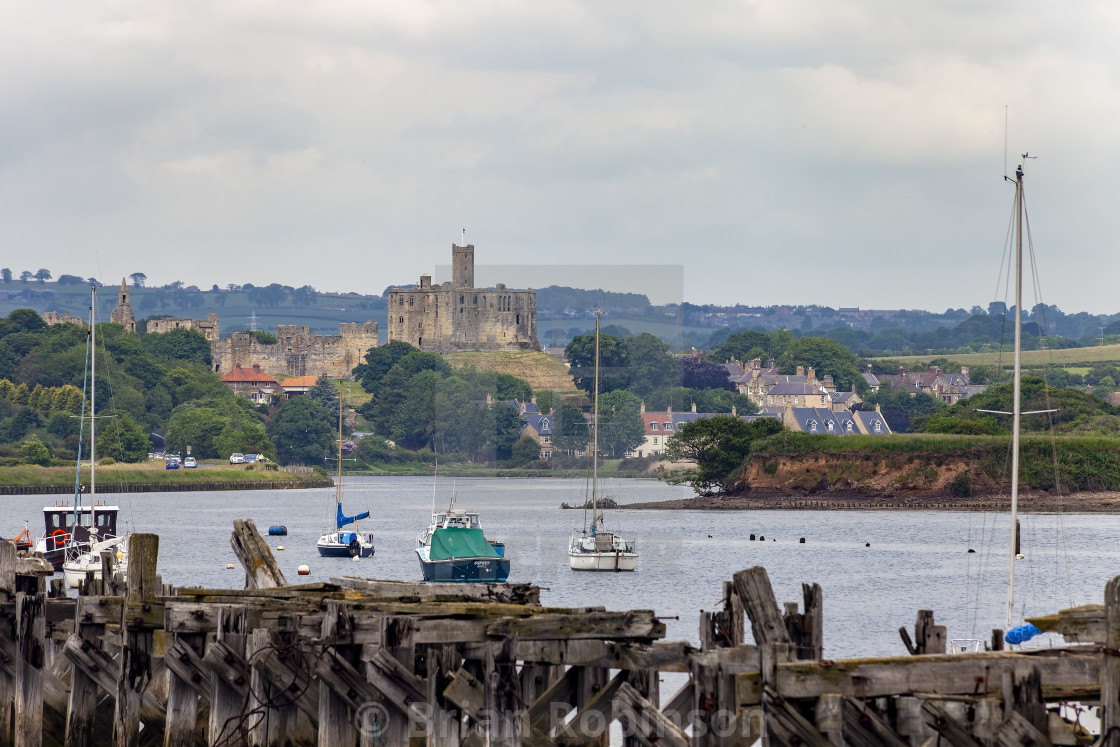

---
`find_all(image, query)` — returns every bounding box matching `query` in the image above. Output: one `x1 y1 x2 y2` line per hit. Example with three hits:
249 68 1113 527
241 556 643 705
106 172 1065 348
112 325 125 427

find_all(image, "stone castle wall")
211 322 379 380
146 313 220 342
387 243 539 353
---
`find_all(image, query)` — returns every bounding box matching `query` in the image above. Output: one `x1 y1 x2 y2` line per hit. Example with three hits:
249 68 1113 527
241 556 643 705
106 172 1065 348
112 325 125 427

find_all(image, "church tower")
110 277 136 333
452 243 474 288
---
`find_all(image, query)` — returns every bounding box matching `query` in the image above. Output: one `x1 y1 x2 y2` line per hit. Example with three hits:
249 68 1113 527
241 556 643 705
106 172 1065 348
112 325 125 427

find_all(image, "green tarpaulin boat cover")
429 527 500 561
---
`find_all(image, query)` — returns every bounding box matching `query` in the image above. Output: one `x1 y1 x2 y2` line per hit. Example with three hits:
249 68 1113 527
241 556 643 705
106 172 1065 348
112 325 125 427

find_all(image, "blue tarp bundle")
336 503 370 530
1004 623 1041 645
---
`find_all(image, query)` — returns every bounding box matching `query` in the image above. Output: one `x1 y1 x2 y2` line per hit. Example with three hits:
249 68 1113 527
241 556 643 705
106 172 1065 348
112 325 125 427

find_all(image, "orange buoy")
297 564 310 576
226 563 235 569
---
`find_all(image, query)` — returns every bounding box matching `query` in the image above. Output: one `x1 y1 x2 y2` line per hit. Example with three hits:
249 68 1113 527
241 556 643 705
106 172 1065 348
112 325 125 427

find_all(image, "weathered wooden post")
1101 575 1120 736
113 533 159 747
317 602 357 747
483 638 521 746
0 540 14 747
425 644 462 747
162 625 207 747
230 519 287 590
65 597 107 747
15 589 45 747
207 606 250 745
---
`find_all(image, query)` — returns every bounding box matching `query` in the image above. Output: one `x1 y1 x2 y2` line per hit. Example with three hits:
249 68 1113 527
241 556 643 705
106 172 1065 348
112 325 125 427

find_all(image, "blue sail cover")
336 503 370 530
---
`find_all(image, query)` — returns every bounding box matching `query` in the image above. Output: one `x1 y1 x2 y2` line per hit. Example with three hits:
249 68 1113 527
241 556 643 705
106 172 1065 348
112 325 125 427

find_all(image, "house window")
663 422 672 431
399 317 403 324
874 421 881 432
809 421 817 432
543 436 550 444
398 298 404 306
473 295 478 304
409 297 414 306
418 322 423 328
540 419 550 429
653 437 659 445
846 422 853 432
460 295 464 304
650 422 659 431
826 421 834 431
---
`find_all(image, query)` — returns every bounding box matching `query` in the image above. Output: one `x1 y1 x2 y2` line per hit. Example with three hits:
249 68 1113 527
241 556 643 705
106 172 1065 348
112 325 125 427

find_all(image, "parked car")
244 454 258 463
229 453 245 464
183 456 197 468
165 456 181 470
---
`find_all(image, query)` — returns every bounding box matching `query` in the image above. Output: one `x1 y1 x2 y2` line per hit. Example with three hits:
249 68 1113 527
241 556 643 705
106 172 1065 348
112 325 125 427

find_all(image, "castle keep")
211 322 379 380
387 243 539 352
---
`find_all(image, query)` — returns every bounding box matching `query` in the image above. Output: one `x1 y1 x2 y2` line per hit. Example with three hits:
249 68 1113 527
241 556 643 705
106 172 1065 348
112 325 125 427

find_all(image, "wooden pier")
1 519 1116 745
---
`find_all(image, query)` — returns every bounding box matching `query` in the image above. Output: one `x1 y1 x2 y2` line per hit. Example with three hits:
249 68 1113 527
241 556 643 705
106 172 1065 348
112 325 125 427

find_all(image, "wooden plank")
15 591 44 747
1027 604 1105 645
318 602 356 747
0 542 13 747
331 575 540 605
482 639 521 747
425 645 462 747
919 699 983 747
163 633 205 747
113 533 159 747
64 607 106 747
62 634 168 730
207 606 248 747
1104 575 1120 738
839 697 907 747
487 611 664 642
230 519 287 590
995 710 1053 747
0 540 14 598
736 648 1103 706
247 627 297 746
761 685 831 747
733 567 793 647
527 665 580 737
614 681 689 747
660 680 692 725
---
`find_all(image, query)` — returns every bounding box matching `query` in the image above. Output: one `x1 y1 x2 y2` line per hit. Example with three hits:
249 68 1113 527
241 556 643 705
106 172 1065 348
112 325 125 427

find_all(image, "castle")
211 323 379 381
387 243 539 352
110 278 136 333
146 313 220 342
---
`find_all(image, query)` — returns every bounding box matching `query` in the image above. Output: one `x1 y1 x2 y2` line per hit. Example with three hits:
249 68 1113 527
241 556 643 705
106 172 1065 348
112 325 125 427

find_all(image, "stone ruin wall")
145 313 221 342
211 322 379 380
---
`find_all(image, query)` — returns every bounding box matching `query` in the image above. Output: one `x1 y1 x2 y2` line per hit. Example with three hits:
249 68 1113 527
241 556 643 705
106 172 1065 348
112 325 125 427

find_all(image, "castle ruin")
387 243 539 352
146 313 221 342
109 278 136 333
211 322 379 381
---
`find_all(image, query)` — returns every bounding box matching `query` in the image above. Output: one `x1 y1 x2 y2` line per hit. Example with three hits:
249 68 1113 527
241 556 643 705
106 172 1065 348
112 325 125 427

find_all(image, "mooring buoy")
799 537 805 544
297 564 310 576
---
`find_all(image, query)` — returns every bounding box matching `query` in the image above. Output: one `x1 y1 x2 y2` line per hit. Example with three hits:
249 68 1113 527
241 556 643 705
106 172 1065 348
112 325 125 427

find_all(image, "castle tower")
110 277 136 333
452 243 474 288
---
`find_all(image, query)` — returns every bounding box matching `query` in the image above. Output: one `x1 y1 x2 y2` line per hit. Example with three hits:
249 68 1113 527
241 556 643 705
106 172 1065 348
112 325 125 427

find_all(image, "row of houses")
218 364 321 403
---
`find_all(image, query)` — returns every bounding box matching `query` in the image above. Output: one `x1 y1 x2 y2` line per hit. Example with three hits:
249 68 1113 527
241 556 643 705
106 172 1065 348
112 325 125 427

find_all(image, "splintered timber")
0 520 1116 745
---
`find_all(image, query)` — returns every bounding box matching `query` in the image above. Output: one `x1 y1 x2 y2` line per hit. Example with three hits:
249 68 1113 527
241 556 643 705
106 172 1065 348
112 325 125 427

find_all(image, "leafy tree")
552 402 589 454
268 396 334 465
625 333 679 397
248 330 277 344
534 390 554 414
212 421 273 460
0 268 10 282
596 390 645 458
142 328 213 367
0 309 47 336
354 340 416 392
20 435 52 465
510 435 542 465
97 412 151 462
57 274 85 286
681 358 734 390
661 415 784 494
33 268 51 284
565 332 629 395
130 272 147 288
308 375 340 416
19 271 32 283
486 402 523 461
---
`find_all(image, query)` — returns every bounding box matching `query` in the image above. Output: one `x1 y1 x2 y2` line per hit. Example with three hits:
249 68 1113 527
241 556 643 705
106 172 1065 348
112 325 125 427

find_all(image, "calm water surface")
5 476 1119 659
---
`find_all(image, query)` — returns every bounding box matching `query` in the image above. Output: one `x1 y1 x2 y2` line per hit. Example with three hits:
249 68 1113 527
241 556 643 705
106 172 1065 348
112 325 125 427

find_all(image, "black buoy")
967 548 976 553
750 534 756 541
759 535 765 541
799 537 805 544
865 542 870 547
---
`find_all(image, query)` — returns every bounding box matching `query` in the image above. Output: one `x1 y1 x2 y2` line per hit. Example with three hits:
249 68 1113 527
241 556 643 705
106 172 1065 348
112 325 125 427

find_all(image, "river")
5 475 1118 659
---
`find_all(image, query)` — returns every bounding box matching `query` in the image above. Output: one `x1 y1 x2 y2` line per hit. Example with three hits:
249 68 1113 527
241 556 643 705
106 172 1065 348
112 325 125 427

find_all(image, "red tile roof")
220 364 278 385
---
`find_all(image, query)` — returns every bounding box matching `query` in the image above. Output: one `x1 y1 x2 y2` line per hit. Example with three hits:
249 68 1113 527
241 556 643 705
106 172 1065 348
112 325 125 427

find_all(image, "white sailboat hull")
568 550 638 571
62 536 129 588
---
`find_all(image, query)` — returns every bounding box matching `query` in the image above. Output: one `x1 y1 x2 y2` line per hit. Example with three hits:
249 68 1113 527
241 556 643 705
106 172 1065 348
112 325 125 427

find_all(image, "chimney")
796 366 805 377
252 364 261 373
667 405 672 417
866 363 873 374
486 392 493 406
898 366 905 377
691 402 697 413
731 405 737 416
640 401 645 414
961 366 969 377
807 367 816 381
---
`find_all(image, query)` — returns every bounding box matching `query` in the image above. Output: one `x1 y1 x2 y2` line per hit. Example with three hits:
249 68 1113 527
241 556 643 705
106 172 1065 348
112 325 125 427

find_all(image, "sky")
2 1 1118 313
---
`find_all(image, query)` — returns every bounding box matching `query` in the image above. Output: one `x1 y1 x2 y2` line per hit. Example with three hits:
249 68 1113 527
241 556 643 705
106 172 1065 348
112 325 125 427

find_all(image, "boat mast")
591 312 601 533
1005 161 1024 633
336 385 343 509
89 283 96 506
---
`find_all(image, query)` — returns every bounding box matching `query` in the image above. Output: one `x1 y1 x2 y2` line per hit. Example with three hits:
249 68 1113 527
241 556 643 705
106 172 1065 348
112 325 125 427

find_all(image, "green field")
0 461 330 488
878 343 1120 368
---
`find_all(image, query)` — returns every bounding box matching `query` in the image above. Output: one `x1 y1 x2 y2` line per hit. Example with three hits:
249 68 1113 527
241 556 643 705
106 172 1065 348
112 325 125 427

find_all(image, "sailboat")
975 158 1054 647
55 283 128 587
568 313 638 571
316 389 375 558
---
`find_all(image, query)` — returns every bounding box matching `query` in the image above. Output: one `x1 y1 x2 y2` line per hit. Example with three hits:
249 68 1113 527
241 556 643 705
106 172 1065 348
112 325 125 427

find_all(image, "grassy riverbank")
0 461 331 492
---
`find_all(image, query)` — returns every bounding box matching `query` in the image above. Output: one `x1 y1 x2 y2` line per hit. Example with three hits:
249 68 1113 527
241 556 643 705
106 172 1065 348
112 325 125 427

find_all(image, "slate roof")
790 408 855 435
521 413 553 437
768 381 826 396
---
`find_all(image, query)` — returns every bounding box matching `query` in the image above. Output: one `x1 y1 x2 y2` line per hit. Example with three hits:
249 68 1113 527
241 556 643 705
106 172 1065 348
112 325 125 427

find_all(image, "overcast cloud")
2 1 1117 312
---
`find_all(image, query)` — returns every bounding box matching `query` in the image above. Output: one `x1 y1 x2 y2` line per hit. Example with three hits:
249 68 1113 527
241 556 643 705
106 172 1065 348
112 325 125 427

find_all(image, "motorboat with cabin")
415 508 509 582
